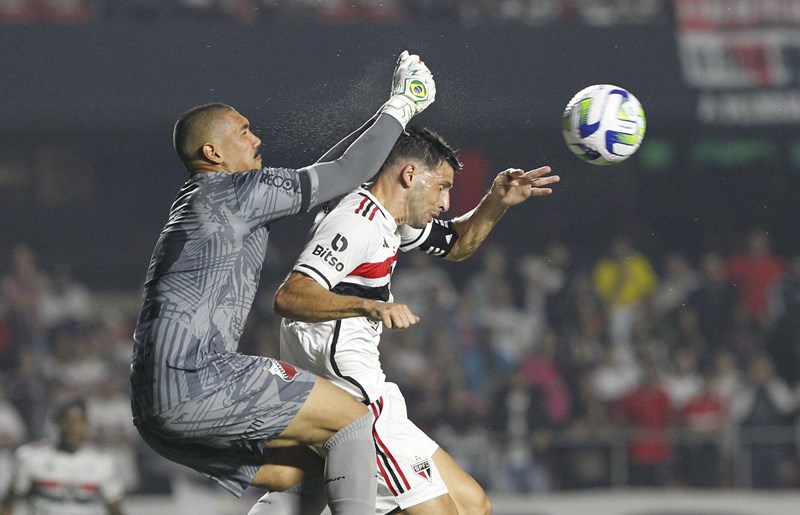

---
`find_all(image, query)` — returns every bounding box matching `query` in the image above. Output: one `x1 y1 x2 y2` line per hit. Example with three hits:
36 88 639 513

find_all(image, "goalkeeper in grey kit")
130 51 435 515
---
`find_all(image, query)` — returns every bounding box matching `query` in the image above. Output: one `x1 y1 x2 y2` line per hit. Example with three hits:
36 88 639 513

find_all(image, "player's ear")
202 143 223 164
399 163 415 188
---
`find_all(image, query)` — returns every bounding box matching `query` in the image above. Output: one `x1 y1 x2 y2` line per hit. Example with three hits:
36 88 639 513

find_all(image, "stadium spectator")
0 386 27 500
653 251 700 321
562 371 615 489
87 374 142 493
391 249 458 342
593 236 658 352
726 229 785 325
689 251 738 350
519 328 571 429
489 368 553 493
591 344 639 404
38 264 92 336
711 350 743 405
663 347 702 411
729 353 798 488
766 253 800 385
615 360 674 487
484 279 537 367
676 366 729 487
1 244 48 368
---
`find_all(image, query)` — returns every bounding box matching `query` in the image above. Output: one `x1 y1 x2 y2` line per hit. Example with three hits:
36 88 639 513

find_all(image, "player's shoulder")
14 440 52 460
324 189 390 227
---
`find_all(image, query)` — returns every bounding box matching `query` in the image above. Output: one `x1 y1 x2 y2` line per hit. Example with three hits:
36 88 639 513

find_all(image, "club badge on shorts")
412 458 432 482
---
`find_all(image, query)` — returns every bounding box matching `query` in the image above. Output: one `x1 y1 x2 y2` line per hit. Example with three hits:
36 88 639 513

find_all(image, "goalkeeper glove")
379 50 436 128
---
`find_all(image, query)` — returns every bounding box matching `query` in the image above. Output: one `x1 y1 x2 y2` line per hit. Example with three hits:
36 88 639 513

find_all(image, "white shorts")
371 382 448 514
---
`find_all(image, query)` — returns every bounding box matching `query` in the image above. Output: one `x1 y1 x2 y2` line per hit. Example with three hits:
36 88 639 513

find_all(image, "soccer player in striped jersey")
1 398 125 515
274 126 559 514
130 51 435 515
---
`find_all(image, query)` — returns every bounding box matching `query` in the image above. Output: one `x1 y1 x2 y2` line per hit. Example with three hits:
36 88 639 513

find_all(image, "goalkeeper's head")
374 126 463 229
173 103 263 174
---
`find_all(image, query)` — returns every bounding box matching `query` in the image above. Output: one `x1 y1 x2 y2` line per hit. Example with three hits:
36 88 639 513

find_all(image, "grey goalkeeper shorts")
133 354 316 497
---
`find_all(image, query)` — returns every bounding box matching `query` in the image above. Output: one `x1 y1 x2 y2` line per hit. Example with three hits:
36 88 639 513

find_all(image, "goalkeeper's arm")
302 113 402 211
300 50 436 211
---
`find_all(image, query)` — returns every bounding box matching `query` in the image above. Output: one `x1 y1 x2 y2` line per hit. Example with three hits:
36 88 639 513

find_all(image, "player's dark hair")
173 103 235 164
51 397 87 423
380 126 462 175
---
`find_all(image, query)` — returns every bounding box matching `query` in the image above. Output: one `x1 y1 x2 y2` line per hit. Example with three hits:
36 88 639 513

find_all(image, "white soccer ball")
561 84 646 165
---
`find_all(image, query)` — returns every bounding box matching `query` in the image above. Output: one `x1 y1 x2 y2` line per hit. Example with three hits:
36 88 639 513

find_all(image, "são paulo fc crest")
411 458 432 482
266 360 298 381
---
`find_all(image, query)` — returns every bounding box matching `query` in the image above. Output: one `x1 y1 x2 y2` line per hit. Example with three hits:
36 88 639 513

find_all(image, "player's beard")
404 183 433 229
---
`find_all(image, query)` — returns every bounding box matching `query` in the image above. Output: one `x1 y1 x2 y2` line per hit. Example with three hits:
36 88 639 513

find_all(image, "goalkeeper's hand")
392 51 436 112
379 50 436 128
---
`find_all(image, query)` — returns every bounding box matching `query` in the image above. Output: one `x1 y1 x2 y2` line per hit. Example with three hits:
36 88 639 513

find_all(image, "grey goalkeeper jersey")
132 114 402 418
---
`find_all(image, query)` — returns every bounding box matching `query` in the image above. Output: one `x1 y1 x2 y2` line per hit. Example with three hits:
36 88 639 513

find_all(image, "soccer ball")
561 84 646 165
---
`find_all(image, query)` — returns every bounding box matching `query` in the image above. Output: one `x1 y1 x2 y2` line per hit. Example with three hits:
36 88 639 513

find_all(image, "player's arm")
448 167 560 262
448 166 558 261
274 272 419 329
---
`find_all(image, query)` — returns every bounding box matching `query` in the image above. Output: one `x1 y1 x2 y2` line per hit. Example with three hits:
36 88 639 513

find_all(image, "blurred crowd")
2 227 798 496
0 0 670 26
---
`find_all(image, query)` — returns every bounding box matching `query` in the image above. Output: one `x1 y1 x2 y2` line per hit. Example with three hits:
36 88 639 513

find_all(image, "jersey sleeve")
233 167 309 227
293 211 379 290
398 218 459 257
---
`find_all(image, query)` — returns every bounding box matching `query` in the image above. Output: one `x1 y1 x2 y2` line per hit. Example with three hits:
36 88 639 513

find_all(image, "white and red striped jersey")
280 187 458 403
10 441 124 515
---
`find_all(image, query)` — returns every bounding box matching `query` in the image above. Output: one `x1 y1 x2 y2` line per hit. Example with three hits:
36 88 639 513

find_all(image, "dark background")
1 20 797 289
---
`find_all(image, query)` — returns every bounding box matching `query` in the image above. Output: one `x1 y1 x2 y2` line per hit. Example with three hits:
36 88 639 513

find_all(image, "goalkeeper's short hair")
380 126 462 175
173 103 235 165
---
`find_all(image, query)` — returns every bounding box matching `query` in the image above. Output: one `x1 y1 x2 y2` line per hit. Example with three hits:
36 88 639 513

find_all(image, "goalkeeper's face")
405 161 454 229
214 109 263 172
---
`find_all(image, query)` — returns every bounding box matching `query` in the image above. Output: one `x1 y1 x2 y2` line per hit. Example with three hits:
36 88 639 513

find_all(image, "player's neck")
367 180 407 226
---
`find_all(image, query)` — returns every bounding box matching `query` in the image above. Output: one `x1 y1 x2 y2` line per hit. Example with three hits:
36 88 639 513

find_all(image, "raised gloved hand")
380 50 436 128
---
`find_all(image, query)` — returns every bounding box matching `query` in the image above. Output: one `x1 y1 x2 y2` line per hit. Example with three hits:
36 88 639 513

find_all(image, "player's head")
52 397 89 453
173 103 262 173
378 126 463 228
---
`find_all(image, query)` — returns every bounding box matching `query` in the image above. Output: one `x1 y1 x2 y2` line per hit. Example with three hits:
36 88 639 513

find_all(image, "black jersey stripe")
332 281 390 302
296 264 332 290
356 192 386 219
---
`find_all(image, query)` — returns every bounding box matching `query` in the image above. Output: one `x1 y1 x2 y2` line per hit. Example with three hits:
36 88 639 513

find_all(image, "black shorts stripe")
371 398 408 495
329 320 370 404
